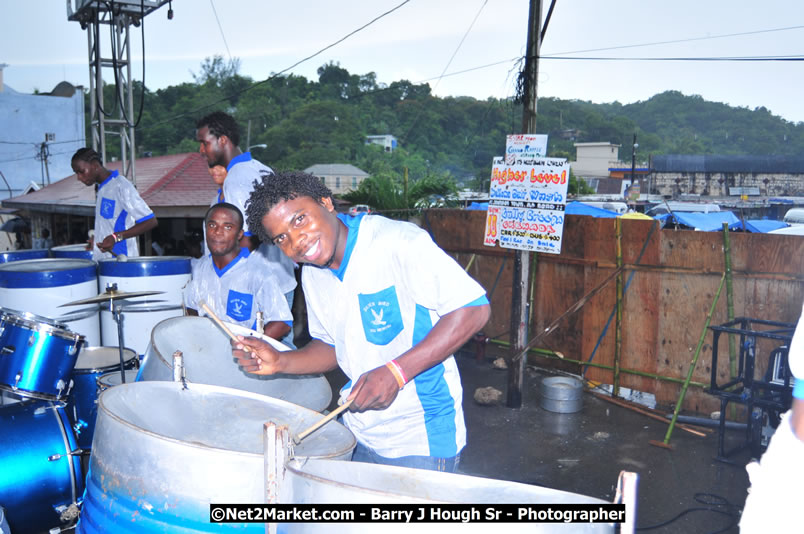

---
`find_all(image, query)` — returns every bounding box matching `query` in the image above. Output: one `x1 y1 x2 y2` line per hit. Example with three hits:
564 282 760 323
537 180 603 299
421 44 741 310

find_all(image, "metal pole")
506 0 541 409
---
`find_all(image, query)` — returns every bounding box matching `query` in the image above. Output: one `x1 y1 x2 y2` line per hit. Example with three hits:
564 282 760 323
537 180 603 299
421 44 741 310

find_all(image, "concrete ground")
454 348 751 534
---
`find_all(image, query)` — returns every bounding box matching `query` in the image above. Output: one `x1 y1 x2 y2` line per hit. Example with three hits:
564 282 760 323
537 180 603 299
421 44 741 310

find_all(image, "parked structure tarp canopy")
565 201 619 218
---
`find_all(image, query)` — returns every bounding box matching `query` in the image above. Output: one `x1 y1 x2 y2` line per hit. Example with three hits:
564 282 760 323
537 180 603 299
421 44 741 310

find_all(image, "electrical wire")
139 0 412 132
636 493 739 534
209 0 232 61
539 54 804 62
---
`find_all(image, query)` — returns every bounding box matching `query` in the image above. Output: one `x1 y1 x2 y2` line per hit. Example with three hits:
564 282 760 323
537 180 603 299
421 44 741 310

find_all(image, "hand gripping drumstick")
200 301 251 353
293 398 354 445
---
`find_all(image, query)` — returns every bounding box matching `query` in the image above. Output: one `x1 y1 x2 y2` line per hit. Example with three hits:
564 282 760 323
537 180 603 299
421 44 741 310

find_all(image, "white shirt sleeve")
119 179 154 224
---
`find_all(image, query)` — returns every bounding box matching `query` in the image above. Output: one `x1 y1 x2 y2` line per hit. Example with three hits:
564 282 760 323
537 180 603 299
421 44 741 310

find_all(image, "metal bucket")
66 346 138 450
0 259 100 347
280 459 614 533
0 249 49 264
540 376 584 414
77 381 355 533
0 400 84 534
50 244 92 260
139 316 332 411
98 256 192 355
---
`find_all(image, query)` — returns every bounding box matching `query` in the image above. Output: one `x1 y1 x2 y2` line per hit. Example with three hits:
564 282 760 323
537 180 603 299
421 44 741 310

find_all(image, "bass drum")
0 400 83 534
138 316 331 411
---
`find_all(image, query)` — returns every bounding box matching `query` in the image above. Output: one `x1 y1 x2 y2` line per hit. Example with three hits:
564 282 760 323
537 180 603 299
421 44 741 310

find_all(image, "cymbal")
59 289 165 307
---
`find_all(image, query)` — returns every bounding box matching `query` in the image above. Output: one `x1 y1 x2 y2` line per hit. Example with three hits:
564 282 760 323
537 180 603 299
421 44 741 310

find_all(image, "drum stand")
105 284 129 384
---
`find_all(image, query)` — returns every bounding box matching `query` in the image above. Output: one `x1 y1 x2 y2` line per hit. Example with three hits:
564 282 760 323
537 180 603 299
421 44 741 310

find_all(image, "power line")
140 0 412 132
209 0 232 61
539 54 804 62
545 24 804 56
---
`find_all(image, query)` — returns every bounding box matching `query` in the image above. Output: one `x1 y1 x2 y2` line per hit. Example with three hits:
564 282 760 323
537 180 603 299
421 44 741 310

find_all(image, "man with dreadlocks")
232 170 490 472
71 147 157 260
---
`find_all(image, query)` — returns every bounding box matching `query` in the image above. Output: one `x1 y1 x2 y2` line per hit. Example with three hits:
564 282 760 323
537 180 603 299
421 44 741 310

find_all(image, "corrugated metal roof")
2 153 216 215
652 155 804 173
304 163 368 177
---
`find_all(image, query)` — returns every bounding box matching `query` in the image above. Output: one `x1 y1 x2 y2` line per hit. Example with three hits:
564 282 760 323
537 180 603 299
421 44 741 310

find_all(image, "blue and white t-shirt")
93 170 155 260
184 247 292 332
303 214 489 458
206 152 297 295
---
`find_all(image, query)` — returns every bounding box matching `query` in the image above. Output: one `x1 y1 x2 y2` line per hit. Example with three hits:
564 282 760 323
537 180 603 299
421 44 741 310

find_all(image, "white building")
0 68 85 200
304 164 369 195
365 134 398 153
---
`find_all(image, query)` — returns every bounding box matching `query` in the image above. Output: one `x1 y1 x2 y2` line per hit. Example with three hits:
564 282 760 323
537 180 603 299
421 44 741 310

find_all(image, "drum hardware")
172 350 187 389
256 311 264 333
48 448 89 461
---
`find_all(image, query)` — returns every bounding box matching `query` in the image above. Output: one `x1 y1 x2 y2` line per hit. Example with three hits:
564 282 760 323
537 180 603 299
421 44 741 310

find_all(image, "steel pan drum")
0 310 85 400
66 346 138 449
98 256 192 355
0 249 49 264
139 316 332 411
280 459 615 533
0 400 83 534
0 259 100 347
50 244 92 260
77 381 355 533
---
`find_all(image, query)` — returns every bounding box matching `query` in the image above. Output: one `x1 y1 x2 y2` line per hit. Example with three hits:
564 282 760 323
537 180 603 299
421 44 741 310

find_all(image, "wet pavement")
454 348 750 534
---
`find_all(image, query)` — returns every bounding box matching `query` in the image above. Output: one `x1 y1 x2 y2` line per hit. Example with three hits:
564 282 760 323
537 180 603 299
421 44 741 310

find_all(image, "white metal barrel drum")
0 259 100 346
139 316 332 411
98 256 192 355
77 381 356 533
280 459 615 534
0 249 49 264
50 244 93 260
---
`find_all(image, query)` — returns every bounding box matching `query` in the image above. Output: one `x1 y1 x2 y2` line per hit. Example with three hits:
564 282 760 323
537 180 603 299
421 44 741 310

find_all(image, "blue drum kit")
0 286 163 534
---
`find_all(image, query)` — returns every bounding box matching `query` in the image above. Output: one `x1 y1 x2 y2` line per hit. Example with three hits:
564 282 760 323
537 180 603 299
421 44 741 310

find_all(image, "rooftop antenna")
67 0 171 187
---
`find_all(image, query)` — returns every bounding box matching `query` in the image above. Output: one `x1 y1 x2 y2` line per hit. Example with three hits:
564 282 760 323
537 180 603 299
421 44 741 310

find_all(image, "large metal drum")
66 346 138 450
0 249 49 264
0 400 84 534
280 459 615 534
139 316 332 411
50 244 93 260
98 256 192 355
0 259 100 346
77 381 355 533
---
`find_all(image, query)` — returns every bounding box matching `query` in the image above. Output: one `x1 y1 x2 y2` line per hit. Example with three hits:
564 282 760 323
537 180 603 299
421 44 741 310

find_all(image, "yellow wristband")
385 360 406 389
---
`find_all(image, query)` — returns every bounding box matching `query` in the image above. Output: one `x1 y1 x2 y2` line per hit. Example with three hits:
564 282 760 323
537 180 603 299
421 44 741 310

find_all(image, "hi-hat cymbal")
59 289 165 307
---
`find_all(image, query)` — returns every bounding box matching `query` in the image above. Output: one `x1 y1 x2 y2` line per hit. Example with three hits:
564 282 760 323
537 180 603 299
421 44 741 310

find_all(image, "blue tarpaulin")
565 201 619 218
667 211 741 231
741 219 788 233
466 202 489 210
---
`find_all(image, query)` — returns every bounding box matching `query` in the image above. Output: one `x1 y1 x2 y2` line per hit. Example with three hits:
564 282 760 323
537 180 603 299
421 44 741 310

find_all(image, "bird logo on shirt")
231 300 244 316
370 308 386 326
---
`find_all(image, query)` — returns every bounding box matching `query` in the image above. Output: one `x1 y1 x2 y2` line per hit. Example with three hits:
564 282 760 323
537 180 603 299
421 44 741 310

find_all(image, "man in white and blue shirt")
232 171 490 472
71 148 157 260
195 112 296 301
184 203 292 343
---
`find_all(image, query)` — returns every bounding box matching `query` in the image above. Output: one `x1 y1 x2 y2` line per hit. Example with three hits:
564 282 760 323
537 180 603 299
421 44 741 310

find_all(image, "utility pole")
507 0 542 409
630 133 638 186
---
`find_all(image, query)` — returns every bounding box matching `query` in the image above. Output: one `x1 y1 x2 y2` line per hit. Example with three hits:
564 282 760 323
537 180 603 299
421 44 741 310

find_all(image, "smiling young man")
184 203 292 342
71 148 157 260
232 171 490 472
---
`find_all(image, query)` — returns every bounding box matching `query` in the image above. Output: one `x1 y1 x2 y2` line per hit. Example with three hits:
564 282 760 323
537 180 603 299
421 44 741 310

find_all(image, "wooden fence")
423 209 804 413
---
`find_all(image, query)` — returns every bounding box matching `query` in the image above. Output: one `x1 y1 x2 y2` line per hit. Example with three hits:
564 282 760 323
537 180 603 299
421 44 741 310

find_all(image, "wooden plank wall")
424 209 804 414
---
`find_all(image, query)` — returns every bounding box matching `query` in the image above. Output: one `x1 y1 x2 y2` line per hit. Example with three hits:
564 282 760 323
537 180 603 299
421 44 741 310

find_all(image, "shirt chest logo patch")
100 197 116 219
226 290 253 322
358 286 403 346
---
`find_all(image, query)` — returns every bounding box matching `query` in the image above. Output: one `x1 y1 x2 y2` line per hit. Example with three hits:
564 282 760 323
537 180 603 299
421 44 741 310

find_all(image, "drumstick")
293 398 354 445
200 301 251 353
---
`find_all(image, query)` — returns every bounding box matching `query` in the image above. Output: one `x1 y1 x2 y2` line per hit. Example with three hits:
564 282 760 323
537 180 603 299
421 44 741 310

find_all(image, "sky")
2 1 804 123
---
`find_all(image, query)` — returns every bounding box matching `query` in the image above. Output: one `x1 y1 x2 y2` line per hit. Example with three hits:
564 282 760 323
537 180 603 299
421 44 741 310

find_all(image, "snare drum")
96 369 140 393
0 311 85 400
67 347 138 450
0 400 84 534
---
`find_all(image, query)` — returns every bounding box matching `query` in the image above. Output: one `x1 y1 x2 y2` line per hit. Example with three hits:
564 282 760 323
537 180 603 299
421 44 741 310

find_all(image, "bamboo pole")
489 339 708 388
614 217 624 397
660 272 726 447
722 223 737 380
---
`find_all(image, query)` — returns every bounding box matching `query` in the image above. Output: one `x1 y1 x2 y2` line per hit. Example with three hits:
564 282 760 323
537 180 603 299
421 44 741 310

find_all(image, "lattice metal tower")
67 0 171 186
